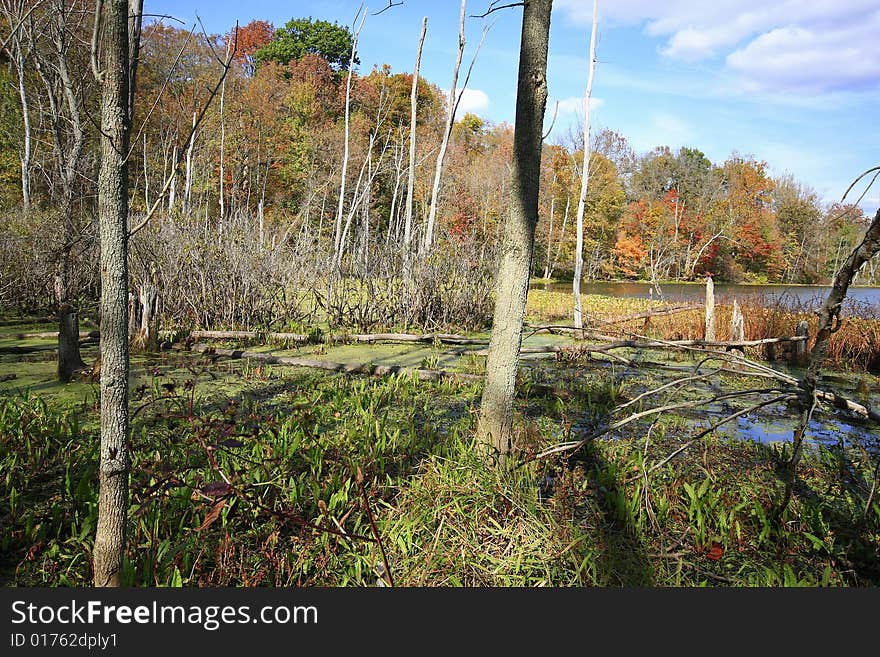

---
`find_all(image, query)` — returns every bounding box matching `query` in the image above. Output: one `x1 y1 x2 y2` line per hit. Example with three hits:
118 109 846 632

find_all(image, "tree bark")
93 0 136 588
477 0 552 463
572 0 598 330
704 276 716 341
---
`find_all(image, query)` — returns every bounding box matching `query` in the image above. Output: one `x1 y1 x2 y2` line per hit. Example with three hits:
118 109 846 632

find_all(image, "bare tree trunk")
549 193 570 278
704 276 716 341
403 17 427 261
333 8 366 265
422 1 466 255
572 0 598 329
168 143 177 211
477 0 552 463
93 0 137 588
218 42 229 221
542 174 556 279
778 208 880 519
0 10 31 211
184 111 195 214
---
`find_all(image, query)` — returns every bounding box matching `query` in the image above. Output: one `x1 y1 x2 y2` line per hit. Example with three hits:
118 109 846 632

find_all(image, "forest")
1 0 879 591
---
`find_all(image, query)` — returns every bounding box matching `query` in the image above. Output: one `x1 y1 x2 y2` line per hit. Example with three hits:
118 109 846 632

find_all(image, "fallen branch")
534 387 784 461
14 330 100 339
189 330 487 346
188 343 483 384
626 394 799 483
597 304 703 326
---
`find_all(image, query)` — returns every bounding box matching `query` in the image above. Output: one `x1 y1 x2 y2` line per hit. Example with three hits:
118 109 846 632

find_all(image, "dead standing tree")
477 0 552 463
9 0 94 380
572 0 597 331
778 203 880 519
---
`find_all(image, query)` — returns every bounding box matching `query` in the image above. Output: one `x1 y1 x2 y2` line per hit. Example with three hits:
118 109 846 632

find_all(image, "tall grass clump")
378 438 599 586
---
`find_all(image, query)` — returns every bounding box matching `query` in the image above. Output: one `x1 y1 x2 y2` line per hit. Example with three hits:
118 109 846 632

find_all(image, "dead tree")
403 16 427 264
572 0 598 330
778 206 880 519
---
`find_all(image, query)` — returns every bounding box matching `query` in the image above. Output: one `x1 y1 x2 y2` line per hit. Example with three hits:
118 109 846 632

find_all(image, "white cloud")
726 18 880 93
554 96 604 117
554 0 880 93
443 88 490 119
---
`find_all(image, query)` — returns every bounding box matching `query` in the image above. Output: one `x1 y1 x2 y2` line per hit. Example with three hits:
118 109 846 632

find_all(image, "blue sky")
143 0 880 215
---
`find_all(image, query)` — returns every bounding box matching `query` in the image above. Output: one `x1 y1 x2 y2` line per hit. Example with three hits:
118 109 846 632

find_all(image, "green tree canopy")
255 17 358 71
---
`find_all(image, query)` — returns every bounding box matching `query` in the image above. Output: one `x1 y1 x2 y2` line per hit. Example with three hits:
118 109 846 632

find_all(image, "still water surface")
541 281 880 315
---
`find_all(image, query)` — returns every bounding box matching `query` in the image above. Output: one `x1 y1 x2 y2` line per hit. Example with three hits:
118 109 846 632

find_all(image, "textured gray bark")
477 0 552 461
93 0 135 587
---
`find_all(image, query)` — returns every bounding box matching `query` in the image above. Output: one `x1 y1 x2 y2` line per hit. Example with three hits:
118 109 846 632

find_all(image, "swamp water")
2 320 879 453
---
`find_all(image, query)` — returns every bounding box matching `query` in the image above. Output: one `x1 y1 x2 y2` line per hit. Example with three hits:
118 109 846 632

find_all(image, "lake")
539 281 880 317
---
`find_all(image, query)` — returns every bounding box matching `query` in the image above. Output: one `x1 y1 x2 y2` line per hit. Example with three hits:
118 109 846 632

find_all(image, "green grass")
2 357 878 587
1 315 879 587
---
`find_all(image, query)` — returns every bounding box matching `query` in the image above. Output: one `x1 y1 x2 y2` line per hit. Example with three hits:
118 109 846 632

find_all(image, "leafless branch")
128 36 237 238
126 25 196 164
472 1 524 18
373 1 402 15
90 0 103 82
0 0 40 54
542 100 559 140
628 394 799 483
534 387 784 460
841 165 880 204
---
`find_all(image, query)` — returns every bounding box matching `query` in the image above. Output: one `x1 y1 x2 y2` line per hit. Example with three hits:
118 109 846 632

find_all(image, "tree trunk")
779 208 880 519
704 276 716 341
422 2 465 255
333 8 366 265
93 0 136 588
55 249 85 381
572 0 598 329
403 17 427 261
477 0 552 463
184 111 195 214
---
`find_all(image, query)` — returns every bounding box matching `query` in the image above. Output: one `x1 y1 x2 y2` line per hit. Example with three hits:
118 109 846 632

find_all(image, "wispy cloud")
555 0 880 94
443 88 490 119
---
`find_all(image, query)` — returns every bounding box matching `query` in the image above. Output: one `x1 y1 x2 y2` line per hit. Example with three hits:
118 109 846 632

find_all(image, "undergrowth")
1 363 878 587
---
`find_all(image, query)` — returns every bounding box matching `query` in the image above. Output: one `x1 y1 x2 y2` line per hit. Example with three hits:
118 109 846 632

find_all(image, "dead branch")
127 34 236 238
189 330 487 345
188 343 483 384
628 394 799 483
373 1 402 16
534 387 785 461
472 1 524 18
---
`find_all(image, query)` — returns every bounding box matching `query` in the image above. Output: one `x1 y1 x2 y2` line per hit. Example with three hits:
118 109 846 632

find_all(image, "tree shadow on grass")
570 440 654 586
765 439 880 585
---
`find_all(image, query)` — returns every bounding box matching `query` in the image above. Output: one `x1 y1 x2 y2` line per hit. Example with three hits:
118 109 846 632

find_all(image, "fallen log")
14 330 100 340
189 330 487 346
598 303 703 325
188 343 483 383
474 335 808 356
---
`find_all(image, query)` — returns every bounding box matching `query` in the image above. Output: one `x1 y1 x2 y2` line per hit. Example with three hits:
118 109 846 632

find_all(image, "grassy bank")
525 289 880 372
